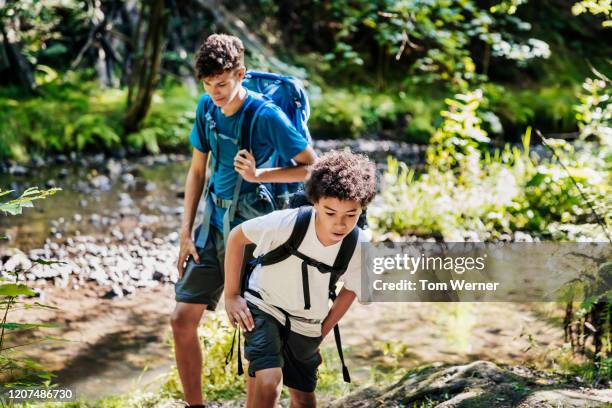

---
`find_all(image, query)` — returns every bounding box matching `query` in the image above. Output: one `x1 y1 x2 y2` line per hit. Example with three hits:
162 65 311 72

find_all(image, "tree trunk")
123 0 168 134
0 21 36 92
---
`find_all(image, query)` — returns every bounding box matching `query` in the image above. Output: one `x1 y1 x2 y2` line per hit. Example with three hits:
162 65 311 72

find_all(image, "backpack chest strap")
253 246 344 310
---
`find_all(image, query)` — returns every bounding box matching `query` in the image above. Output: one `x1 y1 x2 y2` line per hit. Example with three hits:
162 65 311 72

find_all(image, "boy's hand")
234 149 258 183
225 294 254 332
177 234 200 278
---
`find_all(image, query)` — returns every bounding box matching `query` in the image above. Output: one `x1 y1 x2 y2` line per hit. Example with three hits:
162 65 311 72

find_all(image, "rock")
90 174 112 191
154 154 169 164
9 164 29 176
106 159 123 178
111 228 124 241
55 154 68 164
90 153 105 166
514 231 534 242
102 284 125 299
519 389 612 407
118 192 134 207
31 155 45 167
58 168 70 178
328 361 611 408
145 182 157 192
121 173 135 186
4 251 32 272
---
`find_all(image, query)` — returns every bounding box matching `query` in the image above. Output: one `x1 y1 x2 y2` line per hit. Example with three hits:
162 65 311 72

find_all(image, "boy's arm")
176 149 207 277
234 146 317 183
224 225 255 332
321 287 357 338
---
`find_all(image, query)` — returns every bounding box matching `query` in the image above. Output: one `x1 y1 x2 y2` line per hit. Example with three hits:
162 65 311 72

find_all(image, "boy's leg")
253 367 283 407
244 305 285 408
172 227 226 405
282 332 322 408
245 369 256 408
170 302 207 405
288 387 316 408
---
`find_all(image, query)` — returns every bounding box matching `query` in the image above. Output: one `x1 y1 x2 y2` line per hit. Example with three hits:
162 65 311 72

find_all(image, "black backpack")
228 204 360 382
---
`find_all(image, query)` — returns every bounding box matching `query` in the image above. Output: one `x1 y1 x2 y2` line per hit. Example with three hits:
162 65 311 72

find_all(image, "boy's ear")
236 66 246 80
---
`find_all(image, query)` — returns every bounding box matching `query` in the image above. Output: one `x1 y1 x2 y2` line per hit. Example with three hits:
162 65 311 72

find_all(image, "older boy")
224 151 377 408
172 33 316 407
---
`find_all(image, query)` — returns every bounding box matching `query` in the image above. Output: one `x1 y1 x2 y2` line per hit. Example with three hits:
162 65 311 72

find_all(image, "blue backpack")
241 71 312 207
198 71 313 243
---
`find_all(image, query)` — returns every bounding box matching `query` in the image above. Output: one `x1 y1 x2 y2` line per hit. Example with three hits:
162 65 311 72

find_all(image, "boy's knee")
170 307 202 333
289 389 316 408
255 369 282 398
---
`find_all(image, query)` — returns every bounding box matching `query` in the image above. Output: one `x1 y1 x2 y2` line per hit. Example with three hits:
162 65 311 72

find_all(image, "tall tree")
123 0 168 134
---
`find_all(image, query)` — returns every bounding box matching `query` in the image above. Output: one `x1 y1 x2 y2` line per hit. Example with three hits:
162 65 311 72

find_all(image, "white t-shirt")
241 207 368 337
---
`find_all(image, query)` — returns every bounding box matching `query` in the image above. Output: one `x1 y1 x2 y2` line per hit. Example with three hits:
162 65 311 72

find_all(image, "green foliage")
575 69 612 146
0 74 196 161
315 348 358 397
0 1 81 65
161 313 245 401
1 188 61 388
485 83 580 135
0 187 61 216
426 89 490 172
572 0 612 26
370 89 611 241
317 0 549 90
309 87 442 141
126 82 196 154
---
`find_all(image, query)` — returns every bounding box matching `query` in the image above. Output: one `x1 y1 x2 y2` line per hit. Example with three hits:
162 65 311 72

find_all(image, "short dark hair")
305 150 377 208
194 34 244 80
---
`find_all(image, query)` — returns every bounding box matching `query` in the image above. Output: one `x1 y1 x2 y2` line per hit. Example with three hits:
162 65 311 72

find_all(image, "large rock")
326 361 611 407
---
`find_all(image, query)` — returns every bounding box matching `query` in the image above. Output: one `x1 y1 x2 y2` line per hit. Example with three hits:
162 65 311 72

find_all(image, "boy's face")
313 197 362 245
202 67 245 108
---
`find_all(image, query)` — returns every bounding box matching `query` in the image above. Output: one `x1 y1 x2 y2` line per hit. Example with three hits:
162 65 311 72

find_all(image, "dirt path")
6 283 176 398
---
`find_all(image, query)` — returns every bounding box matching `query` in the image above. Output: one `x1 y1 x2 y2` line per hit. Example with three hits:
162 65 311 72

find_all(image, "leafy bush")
161 313 245 401
1 187 61 387
309 87 442 141
0 73 196 161
370 89 611 241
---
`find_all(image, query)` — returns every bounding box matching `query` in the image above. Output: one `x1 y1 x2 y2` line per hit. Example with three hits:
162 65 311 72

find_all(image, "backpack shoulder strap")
239 96 270 152
329 227 360 285
201 96 215 149
226 95 271 230
334 227 360 270
259 206 312 265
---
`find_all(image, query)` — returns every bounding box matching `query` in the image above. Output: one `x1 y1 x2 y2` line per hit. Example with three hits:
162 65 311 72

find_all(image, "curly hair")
194 34 244 80
305 150 377 208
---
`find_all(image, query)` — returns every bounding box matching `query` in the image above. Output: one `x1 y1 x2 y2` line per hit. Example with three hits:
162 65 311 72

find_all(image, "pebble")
9 164 29 176
90 175 112 191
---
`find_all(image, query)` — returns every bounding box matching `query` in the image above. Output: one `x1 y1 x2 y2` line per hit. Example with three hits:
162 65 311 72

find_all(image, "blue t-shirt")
189 90 308 230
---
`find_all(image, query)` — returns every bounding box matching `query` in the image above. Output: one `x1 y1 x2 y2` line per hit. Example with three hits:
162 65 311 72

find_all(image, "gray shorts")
244 303 323 393
174 226 225 310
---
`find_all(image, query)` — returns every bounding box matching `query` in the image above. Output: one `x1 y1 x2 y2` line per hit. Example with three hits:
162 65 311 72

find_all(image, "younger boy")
224 151 377 408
